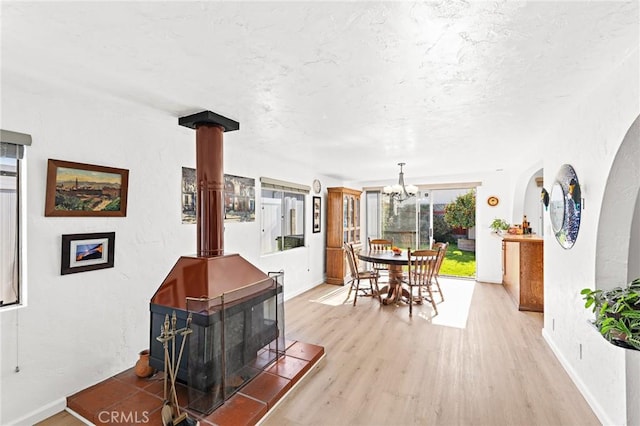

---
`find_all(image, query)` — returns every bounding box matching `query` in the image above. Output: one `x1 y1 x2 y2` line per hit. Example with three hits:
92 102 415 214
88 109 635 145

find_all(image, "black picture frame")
61 232 115 275
313 196 321 233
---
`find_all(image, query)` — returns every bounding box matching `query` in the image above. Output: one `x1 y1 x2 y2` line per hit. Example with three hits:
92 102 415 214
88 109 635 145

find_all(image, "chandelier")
383 162 419 202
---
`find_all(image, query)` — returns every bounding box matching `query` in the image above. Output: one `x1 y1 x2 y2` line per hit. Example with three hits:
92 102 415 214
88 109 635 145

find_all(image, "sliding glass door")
366 187 477 278
417 191 432 249
366 190 433 249
381 195 418 249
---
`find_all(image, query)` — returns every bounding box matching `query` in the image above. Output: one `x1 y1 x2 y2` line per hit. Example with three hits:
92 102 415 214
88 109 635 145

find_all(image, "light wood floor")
36 410 84 426
40 278 599 426
262 279 599 426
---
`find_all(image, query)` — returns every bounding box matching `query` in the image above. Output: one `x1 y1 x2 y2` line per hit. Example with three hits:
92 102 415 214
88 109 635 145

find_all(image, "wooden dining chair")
344 243 382 306
367 237 393 283
404 249 439 316
431 242 449 302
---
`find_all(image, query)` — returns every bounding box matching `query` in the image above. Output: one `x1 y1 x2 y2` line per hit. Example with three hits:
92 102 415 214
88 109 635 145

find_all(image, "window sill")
0 302 26 313
261 246 308 258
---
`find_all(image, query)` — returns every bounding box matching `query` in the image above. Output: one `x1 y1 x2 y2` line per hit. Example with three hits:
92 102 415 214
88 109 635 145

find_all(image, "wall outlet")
579 343 583 360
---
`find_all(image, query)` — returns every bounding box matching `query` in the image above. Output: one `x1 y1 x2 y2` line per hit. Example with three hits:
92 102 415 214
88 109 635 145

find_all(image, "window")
260 178 309 254
1 140 25 308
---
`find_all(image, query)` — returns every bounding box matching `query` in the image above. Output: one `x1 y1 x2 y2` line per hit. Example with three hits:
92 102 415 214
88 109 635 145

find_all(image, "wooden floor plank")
261 279 599 426
35 410 84 426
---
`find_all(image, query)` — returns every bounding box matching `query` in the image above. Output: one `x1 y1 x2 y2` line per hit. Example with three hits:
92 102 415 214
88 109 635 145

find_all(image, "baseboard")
542 328 614 426
283 279 325 302
6 397 66 426
66 407 93 425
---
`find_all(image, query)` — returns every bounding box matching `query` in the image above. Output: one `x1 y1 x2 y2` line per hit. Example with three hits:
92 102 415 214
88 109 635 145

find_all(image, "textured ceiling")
1 1 638 181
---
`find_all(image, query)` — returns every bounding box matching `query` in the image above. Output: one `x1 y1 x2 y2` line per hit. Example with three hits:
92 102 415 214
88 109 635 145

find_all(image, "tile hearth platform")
67 340 324 425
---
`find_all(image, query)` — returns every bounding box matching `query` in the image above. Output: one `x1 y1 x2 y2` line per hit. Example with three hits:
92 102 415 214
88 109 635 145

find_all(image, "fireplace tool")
157 311 196 426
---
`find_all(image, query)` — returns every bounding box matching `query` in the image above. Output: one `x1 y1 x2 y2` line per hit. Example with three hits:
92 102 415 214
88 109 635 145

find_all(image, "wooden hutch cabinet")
326 187 362 285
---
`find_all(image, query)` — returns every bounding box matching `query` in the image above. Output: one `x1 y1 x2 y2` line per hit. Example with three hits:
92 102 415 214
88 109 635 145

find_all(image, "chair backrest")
407 249 439 286
368 238 393 251
368 238 393 271
343 243 358 279
432 242 449 275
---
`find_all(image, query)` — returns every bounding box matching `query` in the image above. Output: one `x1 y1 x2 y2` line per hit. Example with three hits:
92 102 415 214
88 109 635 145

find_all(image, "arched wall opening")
511 162 543 233
595 114 640 425
523 168 544 236
627 188 640 282
596 114 640 290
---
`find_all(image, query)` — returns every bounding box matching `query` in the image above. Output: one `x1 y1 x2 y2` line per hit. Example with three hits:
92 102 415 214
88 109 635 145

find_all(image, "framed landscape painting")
61 232 115 275
45 159 129 217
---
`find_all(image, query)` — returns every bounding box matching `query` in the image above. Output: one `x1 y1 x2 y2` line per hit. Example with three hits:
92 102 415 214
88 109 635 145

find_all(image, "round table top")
357 250 408 266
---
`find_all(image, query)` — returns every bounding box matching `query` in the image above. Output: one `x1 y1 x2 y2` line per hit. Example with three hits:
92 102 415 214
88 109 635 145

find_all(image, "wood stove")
149 111 285 415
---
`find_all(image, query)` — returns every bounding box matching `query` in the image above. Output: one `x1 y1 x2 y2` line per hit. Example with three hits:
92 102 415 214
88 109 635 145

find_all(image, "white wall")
541 50 639 426
0 77 331 423
597 113 640 426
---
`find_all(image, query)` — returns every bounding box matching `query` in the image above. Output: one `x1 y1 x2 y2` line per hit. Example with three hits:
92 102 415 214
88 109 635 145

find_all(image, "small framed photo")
45 159 129 217
313 196 321 233
61 232 115 275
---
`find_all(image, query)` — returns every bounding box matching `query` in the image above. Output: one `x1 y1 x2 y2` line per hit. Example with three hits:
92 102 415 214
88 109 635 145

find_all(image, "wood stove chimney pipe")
179 111 239 257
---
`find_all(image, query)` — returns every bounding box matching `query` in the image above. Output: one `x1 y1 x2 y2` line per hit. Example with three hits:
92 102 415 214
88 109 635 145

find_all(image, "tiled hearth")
67 340 324 425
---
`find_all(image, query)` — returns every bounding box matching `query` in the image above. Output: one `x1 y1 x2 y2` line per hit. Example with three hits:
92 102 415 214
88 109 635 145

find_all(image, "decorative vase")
134 349 155 378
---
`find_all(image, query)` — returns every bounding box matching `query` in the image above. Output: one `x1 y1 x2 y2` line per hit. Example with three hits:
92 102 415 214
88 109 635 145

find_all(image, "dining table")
356 250 410 305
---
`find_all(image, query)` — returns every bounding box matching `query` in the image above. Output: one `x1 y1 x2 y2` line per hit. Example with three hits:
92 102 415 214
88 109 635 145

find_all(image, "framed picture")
45 159 129 217
224 174 256 222
181 167 196 224
61 232 115 275
313 196 321 233
182 167 256 223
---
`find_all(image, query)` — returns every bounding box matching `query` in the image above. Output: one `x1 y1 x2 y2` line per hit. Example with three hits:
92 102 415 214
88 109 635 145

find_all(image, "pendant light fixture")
383 162 418 202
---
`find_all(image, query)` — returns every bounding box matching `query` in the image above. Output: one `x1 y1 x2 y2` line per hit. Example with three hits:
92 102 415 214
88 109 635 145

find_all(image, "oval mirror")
549 181 565 233
550 164 582 249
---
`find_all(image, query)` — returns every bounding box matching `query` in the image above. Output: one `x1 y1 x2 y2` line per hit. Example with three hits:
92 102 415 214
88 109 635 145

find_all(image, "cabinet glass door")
354 196 360 243
343 196 348 228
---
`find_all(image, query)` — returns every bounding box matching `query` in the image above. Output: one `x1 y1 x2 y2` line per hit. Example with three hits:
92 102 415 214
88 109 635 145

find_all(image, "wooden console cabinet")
502 235 544 312
326 187 361 285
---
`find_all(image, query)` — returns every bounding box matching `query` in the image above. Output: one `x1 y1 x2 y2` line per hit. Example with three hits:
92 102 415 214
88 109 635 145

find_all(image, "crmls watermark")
97 410 150 424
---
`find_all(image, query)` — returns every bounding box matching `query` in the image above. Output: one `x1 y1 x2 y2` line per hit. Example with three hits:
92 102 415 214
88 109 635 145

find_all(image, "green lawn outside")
438 243 476 277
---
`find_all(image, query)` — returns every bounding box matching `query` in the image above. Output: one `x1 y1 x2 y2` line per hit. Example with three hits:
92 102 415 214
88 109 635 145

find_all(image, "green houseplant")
489 218 510 233
581 278 640 350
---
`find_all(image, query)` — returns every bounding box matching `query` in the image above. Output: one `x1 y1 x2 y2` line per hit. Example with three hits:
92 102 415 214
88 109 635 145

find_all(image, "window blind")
1 129 32 146
260 177 310 194
1 129 31 160
1 143 24 160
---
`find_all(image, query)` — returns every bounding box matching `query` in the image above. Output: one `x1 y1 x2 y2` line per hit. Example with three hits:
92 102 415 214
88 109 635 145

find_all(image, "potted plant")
581 278 640 350
489 218 510 234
